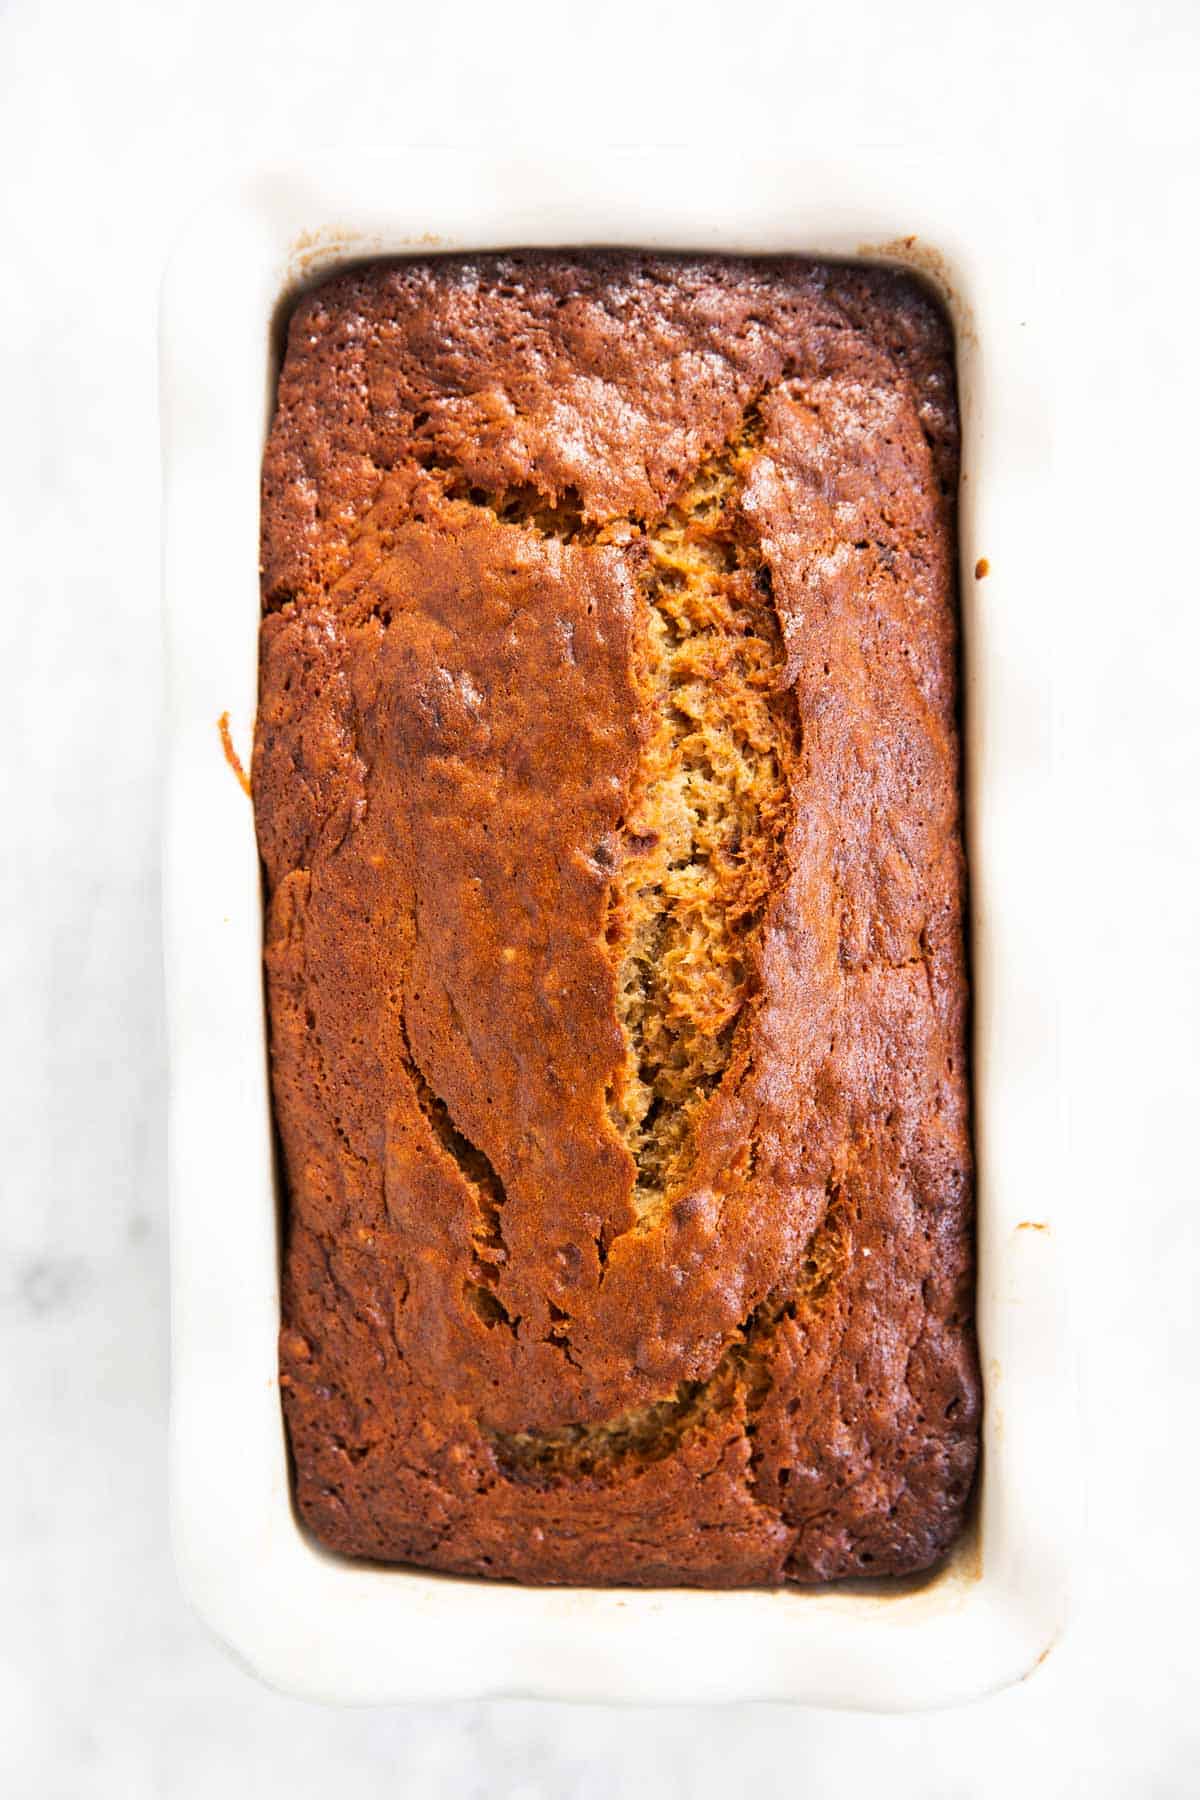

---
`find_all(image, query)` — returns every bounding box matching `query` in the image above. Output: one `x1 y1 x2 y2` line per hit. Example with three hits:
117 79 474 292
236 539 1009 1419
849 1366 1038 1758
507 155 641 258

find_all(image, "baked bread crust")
255 252 979 1585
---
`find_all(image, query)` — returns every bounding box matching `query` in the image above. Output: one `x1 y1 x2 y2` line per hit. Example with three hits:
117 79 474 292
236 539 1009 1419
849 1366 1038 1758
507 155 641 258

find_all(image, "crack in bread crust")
604 405 794 1224
397 1014 518 1336
489 1197 849 1486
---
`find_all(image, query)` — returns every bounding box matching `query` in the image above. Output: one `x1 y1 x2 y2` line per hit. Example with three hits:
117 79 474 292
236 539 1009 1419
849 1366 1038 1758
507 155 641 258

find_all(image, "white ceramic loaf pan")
160 148 1075 1709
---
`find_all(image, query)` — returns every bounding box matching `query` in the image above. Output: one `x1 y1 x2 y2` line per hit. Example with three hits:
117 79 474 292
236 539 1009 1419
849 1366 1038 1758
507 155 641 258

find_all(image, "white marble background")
3 1 1198 1793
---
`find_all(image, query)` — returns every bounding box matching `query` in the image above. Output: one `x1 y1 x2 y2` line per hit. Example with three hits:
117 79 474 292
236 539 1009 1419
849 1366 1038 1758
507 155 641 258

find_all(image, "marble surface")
3 0 1198 1792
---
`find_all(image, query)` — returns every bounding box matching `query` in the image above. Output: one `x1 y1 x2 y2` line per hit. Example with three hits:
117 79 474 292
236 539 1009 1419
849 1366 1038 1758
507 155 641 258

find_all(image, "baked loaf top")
256 252 979 1586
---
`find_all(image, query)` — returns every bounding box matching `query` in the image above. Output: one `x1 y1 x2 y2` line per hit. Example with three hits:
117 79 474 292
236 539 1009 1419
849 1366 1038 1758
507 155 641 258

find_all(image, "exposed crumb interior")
491 1199 849 1484
606 412 793 1218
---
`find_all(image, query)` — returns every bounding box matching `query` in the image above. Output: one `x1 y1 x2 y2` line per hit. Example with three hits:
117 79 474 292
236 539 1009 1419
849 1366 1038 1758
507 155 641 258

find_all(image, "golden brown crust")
256 252 978 1585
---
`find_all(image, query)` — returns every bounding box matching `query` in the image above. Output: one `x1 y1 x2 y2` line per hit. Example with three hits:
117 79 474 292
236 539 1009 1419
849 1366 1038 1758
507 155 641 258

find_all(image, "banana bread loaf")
255 251 979 1585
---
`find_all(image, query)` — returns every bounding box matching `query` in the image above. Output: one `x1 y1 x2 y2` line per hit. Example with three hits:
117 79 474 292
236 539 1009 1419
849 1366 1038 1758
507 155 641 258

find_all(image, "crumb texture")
606 408 792 1221
256 252 978 1587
